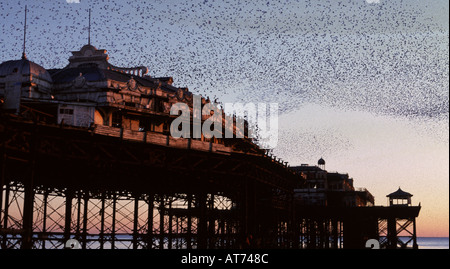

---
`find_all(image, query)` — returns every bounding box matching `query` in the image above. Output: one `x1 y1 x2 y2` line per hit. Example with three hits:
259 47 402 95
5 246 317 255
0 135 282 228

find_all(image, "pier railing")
92 124 293 170
93 124 233 154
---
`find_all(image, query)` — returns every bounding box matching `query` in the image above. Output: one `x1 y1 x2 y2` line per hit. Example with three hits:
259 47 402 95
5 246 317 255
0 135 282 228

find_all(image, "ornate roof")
387 187 413 198
51 44 158 87
68 44 109 69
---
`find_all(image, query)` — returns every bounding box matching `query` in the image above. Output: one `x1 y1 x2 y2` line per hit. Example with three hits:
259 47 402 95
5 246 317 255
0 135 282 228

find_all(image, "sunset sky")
1 0 448 237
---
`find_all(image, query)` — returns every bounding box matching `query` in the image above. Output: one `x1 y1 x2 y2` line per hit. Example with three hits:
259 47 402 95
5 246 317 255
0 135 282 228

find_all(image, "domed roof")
0 58 52 82
318 157 325 165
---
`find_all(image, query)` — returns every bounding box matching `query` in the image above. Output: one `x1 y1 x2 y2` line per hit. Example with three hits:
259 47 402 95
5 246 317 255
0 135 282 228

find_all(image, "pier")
0 112 420 249
0 41 420 249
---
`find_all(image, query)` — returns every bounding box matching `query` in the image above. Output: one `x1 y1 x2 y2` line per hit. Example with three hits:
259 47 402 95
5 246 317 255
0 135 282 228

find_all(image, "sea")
414 237 449 249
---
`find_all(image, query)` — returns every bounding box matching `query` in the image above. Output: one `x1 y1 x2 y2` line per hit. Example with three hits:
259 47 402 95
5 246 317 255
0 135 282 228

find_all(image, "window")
112 111 122 127
59 108 74 115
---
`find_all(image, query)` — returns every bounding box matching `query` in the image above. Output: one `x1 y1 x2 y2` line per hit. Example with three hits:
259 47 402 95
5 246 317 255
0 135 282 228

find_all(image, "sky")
0 0 448 237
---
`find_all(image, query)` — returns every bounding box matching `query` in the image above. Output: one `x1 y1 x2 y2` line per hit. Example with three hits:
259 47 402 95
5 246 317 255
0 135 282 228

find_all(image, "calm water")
415 237 449 249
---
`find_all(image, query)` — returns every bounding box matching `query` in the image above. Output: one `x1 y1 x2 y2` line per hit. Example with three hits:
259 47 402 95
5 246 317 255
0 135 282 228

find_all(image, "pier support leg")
2 182 10 249
42 190 48 249
146 193 153 249
99 193 105 249
208 193 215 249
159 195 164 249
133 195 139 249
387 217 397 249
332 219 338 249
75 194 82 242
111 194 116 249
412 218 418 249
0 143 5 231
187 194 192 249
21 169 35 249
82 193 89 249
197 193 207 249
168 197 172 249
22 125 40 249
241 179 255 248
64 190 73 244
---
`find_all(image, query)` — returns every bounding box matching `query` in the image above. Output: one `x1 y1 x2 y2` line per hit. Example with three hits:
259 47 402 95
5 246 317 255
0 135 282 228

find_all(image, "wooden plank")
122 129 144 141
146 133 167 145
168 137 189 149
190 140 210 152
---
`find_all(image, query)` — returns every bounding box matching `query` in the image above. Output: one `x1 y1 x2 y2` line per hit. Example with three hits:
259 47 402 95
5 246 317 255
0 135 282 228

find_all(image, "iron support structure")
0 116 420 249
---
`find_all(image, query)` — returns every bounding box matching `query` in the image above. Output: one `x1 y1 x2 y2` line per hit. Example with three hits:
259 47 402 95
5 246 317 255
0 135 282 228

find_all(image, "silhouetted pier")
0 113 420 249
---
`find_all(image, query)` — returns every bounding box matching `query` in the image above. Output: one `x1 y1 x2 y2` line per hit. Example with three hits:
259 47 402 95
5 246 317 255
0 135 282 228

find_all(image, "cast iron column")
22 126 38 249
